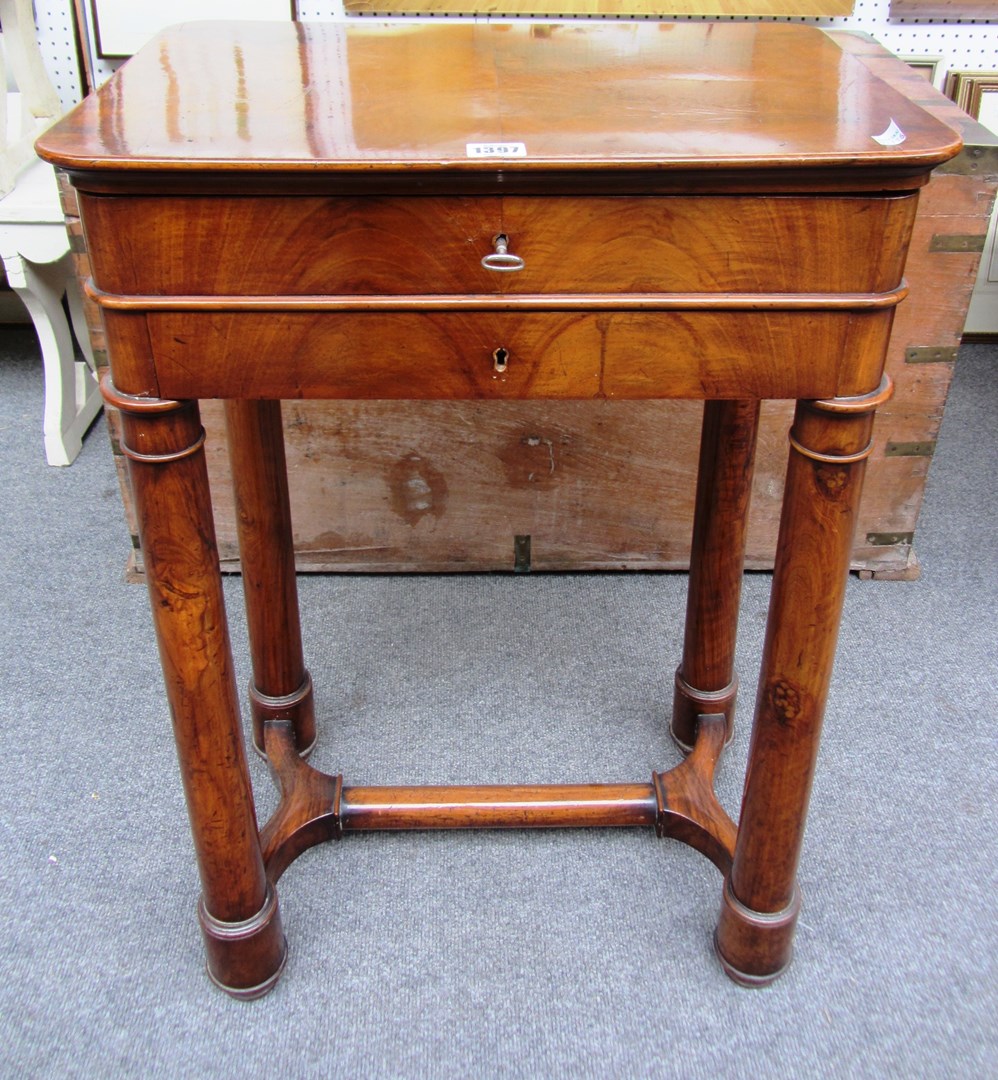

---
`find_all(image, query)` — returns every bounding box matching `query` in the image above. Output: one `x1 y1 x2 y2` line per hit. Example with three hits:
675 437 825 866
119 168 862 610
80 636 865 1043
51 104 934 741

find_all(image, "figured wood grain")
79 193 917 297
106 386 276 930
712 387 884 982
736 403 876 907
170 169 984 574
146 308 895 403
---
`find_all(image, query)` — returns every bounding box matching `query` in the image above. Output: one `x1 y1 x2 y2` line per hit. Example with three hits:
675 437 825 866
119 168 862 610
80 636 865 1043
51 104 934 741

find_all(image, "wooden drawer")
81 193 917 298
130 307 894 402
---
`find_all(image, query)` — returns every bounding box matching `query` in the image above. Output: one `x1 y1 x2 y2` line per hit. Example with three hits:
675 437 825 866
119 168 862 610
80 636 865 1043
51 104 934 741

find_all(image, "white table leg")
3 248 101 465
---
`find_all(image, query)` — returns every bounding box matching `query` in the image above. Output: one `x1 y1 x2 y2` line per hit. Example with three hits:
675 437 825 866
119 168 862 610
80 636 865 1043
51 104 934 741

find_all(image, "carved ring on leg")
198 882 288 1000
249 673 317 761
671 673 738 754
714 877 803 987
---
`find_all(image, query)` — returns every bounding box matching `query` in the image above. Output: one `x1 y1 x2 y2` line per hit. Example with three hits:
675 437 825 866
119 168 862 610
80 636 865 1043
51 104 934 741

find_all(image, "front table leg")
103 378 287 999
715 378 891 985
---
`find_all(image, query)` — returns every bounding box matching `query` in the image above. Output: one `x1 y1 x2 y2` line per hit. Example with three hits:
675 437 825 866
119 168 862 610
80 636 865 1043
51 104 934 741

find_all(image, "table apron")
107 307 896 402
77 191 919 298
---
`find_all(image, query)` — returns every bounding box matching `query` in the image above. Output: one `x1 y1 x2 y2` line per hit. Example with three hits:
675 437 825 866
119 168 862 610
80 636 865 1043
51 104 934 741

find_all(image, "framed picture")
945 70 998 136
891 0 997 16
89 1 298 59
901 56 943 84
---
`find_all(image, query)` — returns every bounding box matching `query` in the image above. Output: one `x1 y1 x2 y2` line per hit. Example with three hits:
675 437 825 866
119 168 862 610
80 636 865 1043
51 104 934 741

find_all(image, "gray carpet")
1 326 995 1077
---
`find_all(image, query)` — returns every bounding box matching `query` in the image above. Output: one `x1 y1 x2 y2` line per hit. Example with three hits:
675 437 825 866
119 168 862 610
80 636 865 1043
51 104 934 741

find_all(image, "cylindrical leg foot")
714 876 802 987
671 671 738 753
249 674 317 761
199 883 288 1000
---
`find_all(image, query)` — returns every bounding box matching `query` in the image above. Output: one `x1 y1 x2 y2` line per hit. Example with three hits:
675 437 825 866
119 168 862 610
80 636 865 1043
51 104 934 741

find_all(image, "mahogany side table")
37 21 961 997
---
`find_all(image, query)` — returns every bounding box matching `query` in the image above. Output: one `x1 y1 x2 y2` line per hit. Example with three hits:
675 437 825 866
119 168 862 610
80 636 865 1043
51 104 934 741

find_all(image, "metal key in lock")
481 234 525 272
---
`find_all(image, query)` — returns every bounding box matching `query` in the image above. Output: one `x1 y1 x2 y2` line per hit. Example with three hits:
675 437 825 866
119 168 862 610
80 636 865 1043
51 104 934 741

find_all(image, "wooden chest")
65 35 996 580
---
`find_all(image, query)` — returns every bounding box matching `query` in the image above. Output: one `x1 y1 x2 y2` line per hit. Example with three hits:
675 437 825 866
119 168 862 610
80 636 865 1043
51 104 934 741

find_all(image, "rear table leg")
673 399 760 752
225 400 316 759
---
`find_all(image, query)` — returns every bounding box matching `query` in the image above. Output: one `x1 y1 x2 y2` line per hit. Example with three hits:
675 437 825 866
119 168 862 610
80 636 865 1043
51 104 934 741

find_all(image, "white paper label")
872 120 907 147
466 142 527 158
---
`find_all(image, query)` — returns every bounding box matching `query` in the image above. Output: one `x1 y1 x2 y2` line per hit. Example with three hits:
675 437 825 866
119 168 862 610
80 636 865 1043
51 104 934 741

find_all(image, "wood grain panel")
80 193 917 296
200 398 709 573
146 308 886 402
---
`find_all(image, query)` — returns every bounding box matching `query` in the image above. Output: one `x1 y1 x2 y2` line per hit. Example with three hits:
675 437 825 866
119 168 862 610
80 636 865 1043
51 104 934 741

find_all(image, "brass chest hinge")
885 441 936 457
929 234 987 253
514 535 531 573
905 346 958 364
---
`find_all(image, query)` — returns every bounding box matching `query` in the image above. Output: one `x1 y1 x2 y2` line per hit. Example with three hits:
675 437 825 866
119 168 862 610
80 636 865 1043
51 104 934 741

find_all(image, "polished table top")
38 21 960 178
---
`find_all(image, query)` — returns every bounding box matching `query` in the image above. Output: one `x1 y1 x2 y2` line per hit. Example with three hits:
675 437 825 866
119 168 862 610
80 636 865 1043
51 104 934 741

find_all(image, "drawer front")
139 308 894 402
82 193 916 298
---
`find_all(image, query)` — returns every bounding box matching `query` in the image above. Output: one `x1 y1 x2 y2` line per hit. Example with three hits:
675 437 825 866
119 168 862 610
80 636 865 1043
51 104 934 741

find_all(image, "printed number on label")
466 142 527 158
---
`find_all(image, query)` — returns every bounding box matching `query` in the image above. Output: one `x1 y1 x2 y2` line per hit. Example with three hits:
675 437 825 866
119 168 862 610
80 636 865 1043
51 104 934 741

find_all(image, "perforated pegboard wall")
830 0 998 84
32 2 83 108
37 0 998 104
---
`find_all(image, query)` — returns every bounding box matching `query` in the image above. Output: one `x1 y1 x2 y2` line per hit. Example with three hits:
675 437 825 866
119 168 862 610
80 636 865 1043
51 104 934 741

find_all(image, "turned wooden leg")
104 378 287 999
714 377 892 986
672 399 760 751
224 400 316 759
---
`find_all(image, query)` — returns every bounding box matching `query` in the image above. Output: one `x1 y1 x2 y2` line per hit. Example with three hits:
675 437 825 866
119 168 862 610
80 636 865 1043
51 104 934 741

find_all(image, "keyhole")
493 347 509 373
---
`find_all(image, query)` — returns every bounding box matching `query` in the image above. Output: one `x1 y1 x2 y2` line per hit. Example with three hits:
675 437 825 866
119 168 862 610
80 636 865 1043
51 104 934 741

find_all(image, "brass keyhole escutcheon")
493 347 509 373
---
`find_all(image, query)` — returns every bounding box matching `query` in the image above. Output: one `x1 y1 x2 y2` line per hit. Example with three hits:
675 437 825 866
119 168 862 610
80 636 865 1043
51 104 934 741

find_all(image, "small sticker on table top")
467 142 527 158
872 120 907 147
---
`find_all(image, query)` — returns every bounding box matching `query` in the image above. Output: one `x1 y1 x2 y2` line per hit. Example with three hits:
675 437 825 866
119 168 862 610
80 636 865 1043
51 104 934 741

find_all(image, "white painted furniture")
963 199 998 335
0 0 100 465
